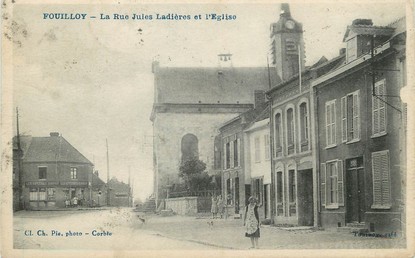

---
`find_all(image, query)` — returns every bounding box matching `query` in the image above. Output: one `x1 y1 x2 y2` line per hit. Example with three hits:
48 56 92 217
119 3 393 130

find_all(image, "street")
13 208 215 250
13 208 406 250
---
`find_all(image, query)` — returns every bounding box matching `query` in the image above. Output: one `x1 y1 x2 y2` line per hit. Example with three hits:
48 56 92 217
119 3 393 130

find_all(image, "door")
297 170 314 226
346 168 365 223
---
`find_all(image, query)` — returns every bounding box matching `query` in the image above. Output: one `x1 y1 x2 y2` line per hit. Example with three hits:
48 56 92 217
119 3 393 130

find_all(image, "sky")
10 1 406 200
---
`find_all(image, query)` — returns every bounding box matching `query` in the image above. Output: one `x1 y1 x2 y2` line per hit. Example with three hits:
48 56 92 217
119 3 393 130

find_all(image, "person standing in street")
217 195 224 219
243 196 260 249
211 195 218 219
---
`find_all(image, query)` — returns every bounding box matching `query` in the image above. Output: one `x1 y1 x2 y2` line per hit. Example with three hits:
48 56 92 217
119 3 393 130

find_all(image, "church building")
150 59 280 206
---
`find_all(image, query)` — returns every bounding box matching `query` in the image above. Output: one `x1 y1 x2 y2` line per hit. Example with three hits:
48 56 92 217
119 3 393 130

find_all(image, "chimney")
352 19 373 26
218 53 233 68
50 132 60 137
254 90 266 108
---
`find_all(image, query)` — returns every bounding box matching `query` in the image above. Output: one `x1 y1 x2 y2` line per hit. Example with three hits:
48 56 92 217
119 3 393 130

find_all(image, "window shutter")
380 152 391 206
337 160 344 206
326 103 330 146
320 163 326 207
372 152 382 206
237 138 241 167
230 141 234 168
372 85 379 135
379 83 386 133
331 101 336 145
260 177 264 205
223 143 227 169
341 96 347 142
353 91 360 139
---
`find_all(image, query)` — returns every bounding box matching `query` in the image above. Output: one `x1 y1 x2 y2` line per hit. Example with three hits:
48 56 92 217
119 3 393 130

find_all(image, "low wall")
165 197 198 215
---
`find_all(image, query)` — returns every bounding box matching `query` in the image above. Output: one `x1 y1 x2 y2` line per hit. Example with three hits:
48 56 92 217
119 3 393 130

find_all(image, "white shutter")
223 143 227 169
320 163 326 207
380 152 391 206
326 103 331 146
337 160 344 206
341 96 347 142
237 138 241 167
379 82 386 133
230 141 234 168
331 101 336 145
353 91 360 140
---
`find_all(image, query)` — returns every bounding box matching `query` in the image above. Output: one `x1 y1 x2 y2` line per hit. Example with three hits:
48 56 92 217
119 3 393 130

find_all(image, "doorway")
297 169 313 226
346 158 365 223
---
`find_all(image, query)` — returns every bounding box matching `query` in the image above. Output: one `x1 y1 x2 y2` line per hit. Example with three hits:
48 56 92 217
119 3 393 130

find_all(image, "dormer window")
346 37 357 63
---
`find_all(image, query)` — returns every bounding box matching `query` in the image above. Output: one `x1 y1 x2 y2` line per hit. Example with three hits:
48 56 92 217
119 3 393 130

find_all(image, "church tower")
270 3 305 81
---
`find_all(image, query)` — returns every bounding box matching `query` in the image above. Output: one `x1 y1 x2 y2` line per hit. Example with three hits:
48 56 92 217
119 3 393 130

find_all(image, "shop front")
25 181 89 209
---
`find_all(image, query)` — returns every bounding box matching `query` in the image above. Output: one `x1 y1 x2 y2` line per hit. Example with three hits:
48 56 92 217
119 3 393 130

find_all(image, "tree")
179 158 208 191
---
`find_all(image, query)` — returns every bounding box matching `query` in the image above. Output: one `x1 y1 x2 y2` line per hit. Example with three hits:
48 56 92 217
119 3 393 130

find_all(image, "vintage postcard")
1 0 414 257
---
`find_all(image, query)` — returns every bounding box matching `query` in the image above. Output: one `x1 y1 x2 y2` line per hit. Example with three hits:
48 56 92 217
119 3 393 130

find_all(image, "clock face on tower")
285 20 295 29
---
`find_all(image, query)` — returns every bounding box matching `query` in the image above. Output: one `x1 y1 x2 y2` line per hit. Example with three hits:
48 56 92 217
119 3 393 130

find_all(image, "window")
38 167 47 180
47 188 56 201
39 188 47 201
341 90 360 142
226 178 233 205
320 160 344 208
254 137 261 163
70 167 77 179
252 177 264 205
288 170 296 203
299 102 309 151
372 79 387 136
230 140 234 168
346 37 357 62
285 38 297 55
371 151 391 209
276 172 283 203
286 108 295 155
274 113 282 156
325 100 336 147
233 139 239 167
225 142 231 169
30 188 38 201
264 134 270 160
181 134 199 163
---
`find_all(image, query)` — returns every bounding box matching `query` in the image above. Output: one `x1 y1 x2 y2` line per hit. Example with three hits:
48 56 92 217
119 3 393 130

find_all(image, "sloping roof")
13 135 32 158
23 135 92 164
343 25 395 42
219 101 269 131
92 172 105 187
154 67 281 105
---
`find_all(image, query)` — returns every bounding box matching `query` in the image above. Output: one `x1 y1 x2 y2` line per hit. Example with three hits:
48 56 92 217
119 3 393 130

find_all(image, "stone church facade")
150 62 280 204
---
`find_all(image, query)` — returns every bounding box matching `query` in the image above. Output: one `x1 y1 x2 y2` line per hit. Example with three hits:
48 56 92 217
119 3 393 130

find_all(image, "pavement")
12 208 407 251
136 213 407 250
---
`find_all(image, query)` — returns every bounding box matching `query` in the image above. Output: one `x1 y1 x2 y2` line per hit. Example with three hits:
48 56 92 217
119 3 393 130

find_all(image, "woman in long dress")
211 195 218 218
243 196 260 249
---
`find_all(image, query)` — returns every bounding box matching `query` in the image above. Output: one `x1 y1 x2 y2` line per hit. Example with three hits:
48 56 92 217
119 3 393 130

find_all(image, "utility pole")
16 107 24 210
128 166 131 207
106 139 110 206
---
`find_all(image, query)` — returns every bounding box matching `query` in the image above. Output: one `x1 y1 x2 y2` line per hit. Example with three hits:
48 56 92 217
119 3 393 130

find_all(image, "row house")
266 4 343 226
243 104 272 220
17 132 96 209
218 93 269 217
311 18 406 233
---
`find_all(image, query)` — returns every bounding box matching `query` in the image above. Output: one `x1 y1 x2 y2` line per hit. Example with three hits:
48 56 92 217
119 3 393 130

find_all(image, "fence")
169 189 221 198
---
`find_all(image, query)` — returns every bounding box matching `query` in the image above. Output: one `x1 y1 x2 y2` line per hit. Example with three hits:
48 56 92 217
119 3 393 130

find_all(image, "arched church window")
181 134 199 163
